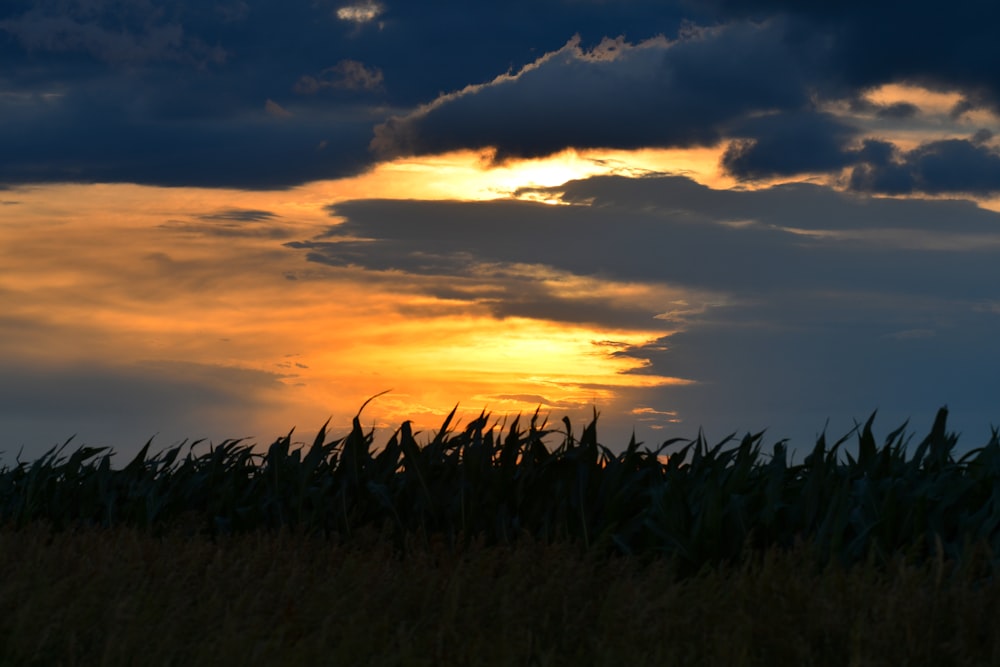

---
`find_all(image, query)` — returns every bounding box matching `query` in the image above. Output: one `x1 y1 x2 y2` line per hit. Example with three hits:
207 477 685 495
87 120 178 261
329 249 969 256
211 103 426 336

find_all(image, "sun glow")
322 146 733 204
1 158 702 449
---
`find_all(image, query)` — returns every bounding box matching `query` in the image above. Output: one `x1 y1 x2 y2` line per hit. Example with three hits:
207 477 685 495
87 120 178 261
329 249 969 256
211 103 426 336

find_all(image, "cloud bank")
289 173 1000 445
3 0 999 189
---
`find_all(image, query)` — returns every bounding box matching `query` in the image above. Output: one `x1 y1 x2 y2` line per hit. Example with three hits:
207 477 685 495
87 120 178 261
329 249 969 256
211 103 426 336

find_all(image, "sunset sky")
3 1 1000 460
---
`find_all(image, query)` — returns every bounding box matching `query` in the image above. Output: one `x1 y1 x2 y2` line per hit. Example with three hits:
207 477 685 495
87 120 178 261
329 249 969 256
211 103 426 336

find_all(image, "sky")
3 0 1000 461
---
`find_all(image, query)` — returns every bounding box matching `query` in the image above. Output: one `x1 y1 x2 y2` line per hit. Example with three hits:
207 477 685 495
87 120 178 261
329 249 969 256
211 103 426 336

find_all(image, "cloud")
300 174 1000 295
199 208 280 222
9 1 670 188
158 207 290 238
718 116 1000 195
366 5 1000 188
0 82 377 188
336 1 384 24
693 1 1000 111
285 173 1000 446
721 111 860 180
972 129 994 145
159 221 292 239
0 1 392 187
874 101 920 120
0 0 226 66
851 138 1000 196
290 221 715 330
372 25 810 161
293 60 385 94
3 0 1000 191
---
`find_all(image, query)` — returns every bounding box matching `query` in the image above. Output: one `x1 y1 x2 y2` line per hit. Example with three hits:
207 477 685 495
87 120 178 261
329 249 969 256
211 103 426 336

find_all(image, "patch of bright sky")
867 83 962 115
322 146 736 206
831 83 1000 151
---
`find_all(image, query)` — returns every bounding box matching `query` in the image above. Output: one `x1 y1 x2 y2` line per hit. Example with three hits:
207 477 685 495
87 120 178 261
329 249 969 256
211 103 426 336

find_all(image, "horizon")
3 1 1000 460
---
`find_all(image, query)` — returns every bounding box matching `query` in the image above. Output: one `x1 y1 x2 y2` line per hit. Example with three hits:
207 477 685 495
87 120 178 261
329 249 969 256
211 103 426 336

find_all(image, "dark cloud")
851 138 1000 196
692 1 1000 110
373 23 810 161
371 5 1000 173
846 139 910 194
875 101 920 120
904 140 1000 196
0 0 690 188
3 0 1000 188
972 129 994 145
362 1 690 104
718 122 1000 196
289 225 682 330
0 80 377 188
199 208 280 222
721 111 860 180
159 219 292 239
848 96 920 120
296 175 1000 301
950 98 979 120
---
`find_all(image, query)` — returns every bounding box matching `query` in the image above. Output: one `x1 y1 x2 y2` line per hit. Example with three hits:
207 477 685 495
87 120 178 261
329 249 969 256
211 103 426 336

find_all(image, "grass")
3 405 1000 664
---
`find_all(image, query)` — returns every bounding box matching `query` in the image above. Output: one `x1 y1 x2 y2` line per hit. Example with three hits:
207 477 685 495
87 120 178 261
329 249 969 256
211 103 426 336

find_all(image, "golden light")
1 146 719 446
822 83 1000 155
321 145 735 204
864 83 963 117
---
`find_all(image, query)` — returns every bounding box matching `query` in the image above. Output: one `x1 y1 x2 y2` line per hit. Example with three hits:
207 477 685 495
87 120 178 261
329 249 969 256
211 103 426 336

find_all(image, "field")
2 525 1000 666
2 405 1000 664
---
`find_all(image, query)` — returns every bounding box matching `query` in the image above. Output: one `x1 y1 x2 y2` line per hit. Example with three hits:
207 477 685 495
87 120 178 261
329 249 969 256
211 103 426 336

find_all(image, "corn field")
2 405 999 572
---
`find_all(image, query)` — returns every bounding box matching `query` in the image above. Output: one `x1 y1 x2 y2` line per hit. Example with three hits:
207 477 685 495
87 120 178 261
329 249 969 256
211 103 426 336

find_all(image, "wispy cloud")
294 60 385 94
0 0 226 66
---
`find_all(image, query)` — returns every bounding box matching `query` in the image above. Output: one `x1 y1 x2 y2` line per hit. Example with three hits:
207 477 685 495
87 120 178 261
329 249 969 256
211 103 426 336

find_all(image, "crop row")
2 405 999 572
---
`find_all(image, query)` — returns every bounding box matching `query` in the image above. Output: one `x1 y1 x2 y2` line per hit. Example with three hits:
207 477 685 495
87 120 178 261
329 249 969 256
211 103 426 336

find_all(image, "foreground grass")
1 525 999 666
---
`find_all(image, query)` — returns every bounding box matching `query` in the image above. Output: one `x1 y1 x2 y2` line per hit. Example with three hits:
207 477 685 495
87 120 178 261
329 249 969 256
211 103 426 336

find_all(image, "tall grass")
2 405 999 572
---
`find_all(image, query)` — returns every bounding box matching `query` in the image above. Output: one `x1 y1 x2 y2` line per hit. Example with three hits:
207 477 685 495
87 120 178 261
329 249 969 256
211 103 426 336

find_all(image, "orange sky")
1 150 712 449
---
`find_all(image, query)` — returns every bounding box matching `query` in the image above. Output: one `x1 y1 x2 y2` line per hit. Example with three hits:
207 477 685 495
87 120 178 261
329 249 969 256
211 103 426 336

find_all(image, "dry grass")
2 525 999 666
